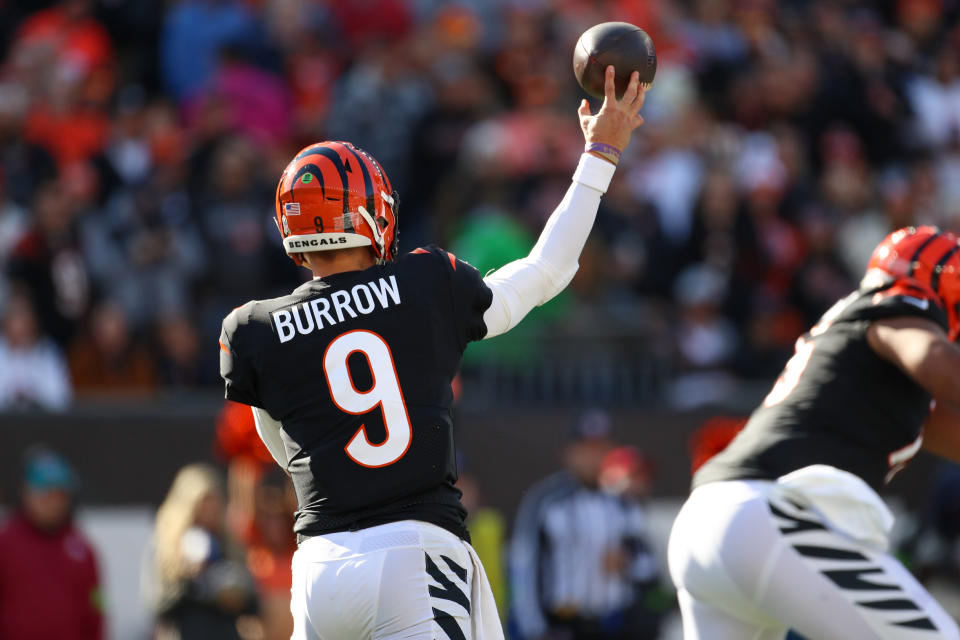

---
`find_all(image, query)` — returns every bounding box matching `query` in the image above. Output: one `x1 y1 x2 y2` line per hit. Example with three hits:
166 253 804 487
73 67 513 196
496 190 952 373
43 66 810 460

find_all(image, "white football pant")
669 480 960 640
291 520 503 640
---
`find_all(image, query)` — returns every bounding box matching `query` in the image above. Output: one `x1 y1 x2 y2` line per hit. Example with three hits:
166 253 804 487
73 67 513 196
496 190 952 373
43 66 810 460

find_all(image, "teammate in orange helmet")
219 66 646 639
669 225 960 639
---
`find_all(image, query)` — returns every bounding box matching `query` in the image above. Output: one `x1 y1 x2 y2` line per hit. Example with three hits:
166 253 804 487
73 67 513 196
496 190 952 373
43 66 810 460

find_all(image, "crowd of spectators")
1 0 960 409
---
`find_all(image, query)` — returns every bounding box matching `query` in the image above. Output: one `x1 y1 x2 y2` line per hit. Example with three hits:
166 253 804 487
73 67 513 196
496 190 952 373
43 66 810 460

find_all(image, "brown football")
573 22 657 100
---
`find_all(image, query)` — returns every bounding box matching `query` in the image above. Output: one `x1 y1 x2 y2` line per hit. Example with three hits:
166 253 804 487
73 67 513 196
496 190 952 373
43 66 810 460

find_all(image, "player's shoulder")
389 244 470 283
399 244 459 269
222 300 262 336
222 300 255 331
397 244 486 285
840 275 948 330
221 292 303 341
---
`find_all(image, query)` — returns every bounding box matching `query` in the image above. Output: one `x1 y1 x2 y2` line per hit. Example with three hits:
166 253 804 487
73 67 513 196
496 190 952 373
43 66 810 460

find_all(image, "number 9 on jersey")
323 330 413 468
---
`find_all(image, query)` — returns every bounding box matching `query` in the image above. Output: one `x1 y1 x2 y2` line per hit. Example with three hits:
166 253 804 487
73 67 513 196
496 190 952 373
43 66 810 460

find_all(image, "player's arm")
219 308 291 471
866 316 960 407
482 66 646 338
867 316 960 460
251 407 290 470
921 401 960 463
219 306 262 407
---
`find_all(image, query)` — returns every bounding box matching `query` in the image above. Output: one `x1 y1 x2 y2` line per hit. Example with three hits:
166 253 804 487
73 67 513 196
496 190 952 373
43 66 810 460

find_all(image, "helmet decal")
275 141 399 265
295 147 351 232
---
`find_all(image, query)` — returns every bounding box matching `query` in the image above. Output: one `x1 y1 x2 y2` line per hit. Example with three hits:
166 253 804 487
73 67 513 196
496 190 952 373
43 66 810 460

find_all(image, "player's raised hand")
579 66 646 162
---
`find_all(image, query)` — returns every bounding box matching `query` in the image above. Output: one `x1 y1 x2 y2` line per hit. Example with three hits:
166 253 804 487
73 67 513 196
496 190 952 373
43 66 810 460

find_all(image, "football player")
668 226 960 639
219 66 646 640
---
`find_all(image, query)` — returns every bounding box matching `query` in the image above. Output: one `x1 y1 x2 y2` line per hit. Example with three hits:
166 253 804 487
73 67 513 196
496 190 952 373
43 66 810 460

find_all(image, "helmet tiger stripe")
274 141 399 265
867 225 960 340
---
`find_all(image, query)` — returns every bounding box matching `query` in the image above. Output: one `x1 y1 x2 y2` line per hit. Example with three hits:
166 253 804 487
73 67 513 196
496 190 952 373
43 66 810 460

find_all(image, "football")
573 22 657 100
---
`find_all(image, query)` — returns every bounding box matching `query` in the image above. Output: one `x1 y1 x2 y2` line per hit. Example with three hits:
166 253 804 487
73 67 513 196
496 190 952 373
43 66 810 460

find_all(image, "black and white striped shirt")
509 472 659 639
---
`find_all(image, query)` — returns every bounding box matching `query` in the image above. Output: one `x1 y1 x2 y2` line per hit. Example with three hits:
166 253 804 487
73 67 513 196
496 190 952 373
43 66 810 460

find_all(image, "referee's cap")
570 408 613 441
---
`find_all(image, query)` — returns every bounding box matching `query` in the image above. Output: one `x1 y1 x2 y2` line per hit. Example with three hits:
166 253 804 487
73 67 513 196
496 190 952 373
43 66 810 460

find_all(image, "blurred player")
669 226 960 639
219 66 646 640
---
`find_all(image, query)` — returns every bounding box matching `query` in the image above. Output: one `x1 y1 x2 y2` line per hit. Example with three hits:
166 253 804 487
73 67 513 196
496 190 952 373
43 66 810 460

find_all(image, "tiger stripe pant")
291 520 502 640
668 480 959 639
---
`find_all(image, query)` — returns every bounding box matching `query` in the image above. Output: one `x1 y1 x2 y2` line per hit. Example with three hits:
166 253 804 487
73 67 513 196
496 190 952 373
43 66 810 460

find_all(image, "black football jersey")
219 246 492 540
694 277 949 491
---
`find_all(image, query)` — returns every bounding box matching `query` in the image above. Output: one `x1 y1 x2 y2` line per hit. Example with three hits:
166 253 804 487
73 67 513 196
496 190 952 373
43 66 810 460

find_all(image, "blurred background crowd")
3 0 960 410
4 0 960 638
0 408 678 640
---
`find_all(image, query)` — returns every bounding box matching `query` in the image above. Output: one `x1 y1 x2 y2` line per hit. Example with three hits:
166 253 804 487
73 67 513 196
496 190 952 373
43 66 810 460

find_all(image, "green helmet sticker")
301 173 314 184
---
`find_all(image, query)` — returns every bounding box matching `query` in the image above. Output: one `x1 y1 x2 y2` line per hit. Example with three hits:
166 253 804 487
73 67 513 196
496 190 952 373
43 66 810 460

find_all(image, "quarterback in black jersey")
669 226 960 640
220 66 647 640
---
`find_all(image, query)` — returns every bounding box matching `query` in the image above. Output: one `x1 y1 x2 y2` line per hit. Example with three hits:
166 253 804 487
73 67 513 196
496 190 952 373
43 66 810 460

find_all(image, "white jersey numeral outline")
763 336 816 408
886 431 924 483
763 300 928 480
763 290 859 407
323 330 412 467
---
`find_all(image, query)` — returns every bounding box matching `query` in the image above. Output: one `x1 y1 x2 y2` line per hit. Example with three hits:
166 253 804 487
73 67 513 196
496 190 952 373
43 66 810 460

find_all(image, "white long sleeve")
482 153 616 338
252 406 289 469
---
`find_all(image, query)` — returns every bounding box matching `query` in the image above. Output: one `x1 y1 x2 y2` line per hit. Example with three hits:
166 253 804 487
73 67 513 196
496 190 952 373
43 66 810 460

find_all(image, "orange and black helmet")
867 225 960 340
274 141 399 265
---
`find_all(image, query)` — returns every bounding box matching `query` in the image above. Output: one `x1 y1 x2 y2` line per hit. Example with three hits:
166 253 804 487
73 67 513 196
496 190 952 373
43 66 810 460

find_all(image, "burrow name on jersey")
272 275 401 343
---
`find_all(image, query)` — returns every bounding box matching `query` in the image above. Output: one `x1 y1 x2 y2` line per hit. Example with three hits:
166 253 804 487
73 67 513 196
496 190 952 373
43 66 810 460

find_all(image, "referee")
509 410 663 640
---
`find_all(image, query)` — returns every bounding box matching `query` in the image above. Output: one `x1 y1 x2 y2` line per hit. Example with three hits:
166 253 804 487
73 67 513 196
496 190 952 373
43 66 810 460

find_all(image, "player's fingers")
632 83 647 110
622 71 640 105
632 113 645 129
603 65 616 103
578 99 591 118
